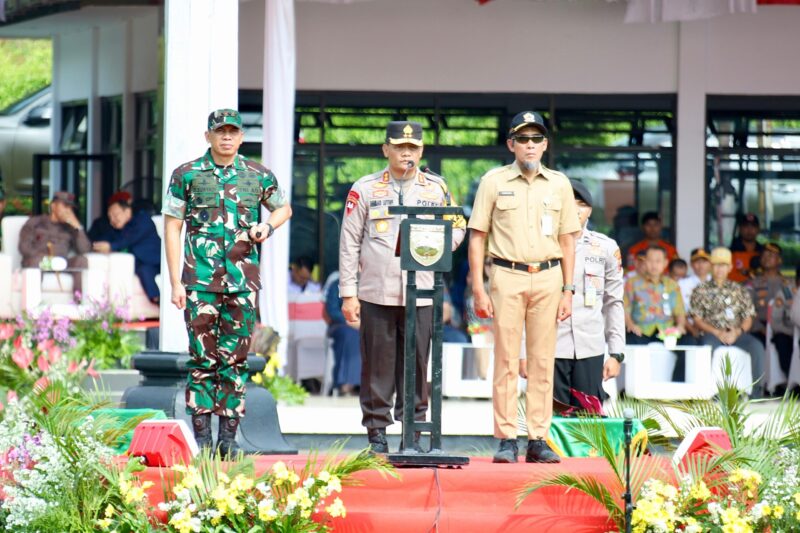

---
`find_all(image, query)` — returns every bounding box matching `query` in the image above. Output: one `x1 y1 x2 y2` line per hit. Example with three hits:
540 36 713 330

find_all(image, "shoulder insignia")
345 190 360 216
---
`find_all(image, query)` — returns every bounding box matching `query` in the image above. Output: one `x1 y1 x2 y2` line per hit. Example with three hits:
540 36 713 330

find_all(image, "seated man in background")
679 248 712 341
746 243 794 382
729 213 764 283
323 271 361 396
19 191 91 293
624 245 688 345
88 190 131 242
625 212 677 271
92 197 161 303
690 247 765 398
288 256 321 295
668 257 688 282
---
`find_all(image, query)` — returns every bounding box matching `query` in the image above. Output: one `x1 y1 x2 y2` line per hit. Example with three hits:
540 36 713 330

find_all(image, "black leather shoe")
526 439 561 463
367 428 388 454
492 438 518 463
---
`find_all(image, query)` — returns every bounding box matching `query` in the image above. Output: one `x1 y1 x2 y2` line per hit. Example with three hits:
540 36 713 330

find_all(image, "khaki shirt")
556 229 625 359
339 168 466 307
468 162 580 263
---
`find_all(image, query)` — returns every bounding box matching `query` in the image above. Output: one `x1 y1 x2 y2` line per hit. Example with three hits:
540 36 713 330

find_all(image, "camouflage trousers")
184 290 257 418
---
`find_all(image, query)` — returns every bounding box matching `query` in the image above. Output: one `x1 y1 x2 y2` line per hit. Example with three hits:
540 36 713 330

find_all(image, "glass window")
239 91 676 281
134 92 160 211
706 98 800 269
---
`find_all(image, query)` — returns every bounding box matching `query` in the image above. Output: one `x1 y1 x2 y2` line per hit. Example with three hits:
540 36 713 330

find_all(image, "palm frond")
517 473 624 530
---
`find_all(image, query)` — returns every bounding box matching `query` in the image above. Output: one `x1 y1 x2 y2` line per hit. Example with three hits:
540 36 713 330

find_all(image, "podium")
385 205 469 468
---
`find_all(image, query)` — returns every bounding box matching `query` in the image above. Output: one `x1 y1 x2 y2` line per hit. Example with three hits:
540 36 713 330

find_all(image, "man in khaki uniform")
468 111 580 464
339 121 466 453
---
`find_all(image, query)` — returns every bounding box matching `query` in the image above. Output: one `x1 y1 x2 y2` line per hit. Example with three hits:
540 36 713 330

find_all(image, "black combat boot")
191 413 213 453
216 416 242 459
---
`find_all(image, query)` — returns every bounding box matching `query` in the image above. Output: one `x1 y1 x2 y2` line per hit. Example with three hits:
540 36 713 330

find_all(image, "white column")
49 34 62 195
675 20 708 258
259 0 295 364
87 26 101 224
121 19 135 195
159 0 239 352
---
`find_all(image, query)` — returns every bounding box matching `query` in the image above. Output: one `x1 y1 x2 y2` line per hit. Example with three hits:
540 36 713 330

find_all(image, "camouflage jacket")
162 150 287 293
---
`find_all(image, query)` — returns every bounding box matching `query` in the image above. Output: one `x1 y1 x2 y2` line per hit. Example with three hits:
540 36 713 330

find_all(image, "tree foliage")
0 39 52 111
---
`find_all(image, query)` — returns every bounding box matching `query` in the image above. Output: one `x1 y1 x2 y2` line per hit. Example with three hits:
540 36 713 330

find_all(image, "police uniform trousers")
184 290 257 419
554 355 606 408
490 264 562 440
359 300 433 429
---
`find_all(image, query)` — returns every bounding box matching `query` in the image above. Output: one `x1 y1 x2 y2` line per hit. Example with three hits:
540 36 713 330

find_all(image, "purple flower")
101 320 109 331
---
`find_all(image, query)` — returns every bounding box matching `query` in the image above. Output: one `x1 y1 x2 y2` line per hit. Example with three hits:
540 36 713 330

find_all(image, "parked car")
0 86 52 199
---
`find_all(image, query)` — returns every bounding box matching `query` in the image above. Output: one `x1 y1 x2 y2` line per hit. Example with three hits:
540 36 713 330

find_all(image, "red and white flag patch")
345 190 360 215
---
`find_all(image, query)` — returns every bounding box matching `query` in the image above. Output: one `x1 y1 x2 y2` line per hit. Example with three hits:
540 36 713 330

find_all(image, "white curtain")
259 0 296 364
625 0 757 22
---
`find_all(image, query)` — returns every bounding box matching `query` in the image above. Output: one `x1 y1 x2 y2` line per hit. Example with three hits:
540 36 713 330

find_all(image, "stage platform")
137 454 672 532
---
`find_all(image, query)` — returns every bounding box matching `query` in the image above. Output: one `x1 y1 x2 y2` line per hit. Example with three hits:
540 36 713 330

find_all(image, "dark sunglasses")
513 134 546 145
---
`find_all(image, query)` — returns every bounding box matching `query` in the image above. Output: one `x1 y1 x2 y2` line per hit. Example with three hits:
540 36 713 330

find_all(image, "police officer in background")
469 111 581 464
339 121 466 454
524 180 624 407
163 109 291 456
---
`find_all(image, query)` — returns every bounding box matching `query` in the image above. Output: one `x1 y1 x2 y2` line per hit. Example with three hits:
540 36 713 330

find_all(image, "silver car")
0 87 52 199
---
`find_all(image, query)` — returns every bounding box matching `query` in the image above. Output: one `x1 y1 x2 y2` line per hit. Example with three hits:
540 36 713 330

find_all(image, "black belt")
492 257 560 273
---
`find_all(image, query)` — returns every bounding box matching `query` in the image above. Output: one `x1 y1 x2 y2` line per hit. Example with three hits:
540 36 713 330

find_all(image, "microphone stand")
623 408 634 533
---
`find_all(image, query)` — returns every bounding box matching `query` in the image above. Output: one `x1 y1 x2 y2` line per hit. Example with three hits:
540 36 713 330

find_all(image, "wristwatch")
609 352 625 363
265 223 275 238
562 284 576 294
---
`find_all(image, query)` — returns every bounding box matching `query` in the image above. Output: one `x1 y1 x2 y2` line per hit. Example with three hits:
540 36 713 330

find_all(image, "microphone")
398 161 414 206
623 407 635 533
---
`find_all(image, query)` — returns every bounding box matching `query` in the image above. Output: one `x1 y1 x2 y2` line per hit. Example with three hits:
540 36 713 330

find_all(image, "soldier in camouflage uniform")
162 109 291 456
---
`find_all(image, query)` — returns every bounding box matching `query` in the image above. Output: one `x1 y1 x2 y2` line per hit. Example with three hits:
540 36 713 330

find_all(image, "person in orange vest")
626 212 677 271
729 213 764 283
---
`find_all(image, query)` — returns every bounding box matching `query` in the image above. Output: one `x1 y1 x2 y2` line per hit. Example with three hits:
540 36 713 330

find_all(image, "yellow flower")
318 470 331 482
689 481 711 501
104 504 116 518
252 373 263 384
258 499 278 522
218 472 230 484
773 505 784 519
230 474 254 493
265 365 276 379
327 475 342 493
794 492 800 505
97 518 113 528
325 497 347 518
762 504 772 517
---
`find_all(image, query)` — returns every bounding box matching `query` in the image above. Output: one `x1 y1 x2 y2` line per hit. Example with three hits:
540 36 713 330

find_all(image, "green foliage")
0 39 52 111
0 383 155 532
250 325 308 405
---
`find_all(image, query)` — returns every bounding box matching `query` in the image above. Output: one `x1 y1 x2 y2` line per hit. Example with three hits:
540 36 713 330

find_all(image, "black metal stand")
122 351 297 455
384 205 469 468
623 408 634 533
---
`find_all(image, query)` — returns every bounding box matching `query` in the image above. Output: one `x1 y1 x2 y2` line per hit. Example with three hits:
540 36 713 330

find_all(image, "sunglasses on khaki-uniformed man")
513 134 547 145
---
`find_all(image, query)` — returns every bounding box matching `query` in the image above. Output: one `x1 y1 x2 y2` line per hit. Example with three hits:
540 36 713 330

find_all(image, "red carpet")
136 454 672 532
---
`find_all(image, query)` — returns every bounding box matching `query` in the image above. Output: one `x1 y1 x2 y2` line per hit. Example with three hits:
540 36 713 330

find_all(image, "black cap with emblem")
386 121 423 147
569 179 593 207
508 110 548 137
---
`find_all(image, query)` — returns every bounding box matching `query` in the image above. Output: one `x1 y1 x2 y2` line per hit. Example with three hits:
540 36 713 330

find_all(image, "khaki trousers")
490 264 562 439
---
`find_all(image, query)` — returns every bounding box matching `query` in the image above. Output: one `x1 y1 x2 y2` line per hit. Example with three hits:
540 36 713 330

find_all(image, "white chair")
286 290 327 384
624 343 715 400
105 214 162 320
0 215 109 318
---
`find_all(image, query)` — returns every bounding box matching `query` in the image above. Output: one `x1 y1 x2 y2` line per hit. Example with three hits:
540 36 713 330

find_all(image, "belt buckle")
528 263 540 273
